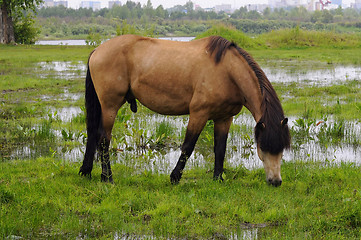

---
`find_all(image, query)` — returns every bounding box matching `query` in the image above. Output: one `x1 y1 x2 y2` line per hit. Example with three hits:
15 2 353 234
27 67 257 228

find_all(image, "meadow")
1 29 361 239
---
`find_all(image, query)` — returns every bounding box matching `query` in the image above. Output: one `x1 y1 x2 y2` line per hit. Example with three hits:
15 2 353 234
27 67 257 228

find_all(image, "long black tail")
79 61 103 177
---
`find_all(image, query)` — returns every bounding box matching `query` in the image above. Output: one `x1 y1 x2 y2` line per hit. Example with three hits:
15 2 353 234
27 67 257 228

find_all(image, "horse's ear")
256 121 265 130
281 118 288 126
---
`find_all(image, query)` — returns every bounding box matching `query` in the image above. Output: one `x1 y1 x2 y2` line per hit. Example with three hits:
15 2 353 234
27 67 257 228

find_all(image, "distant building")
41 0 68 8
214 4 232 13
355 0 361 9
194 4 202 11
307 0 315 10
55 1 68 7
109 1 121 8
80 1 101 10
247 4 269 12
203 7 215 12
331 0 342 6
42 0 54 8
268 0 308 9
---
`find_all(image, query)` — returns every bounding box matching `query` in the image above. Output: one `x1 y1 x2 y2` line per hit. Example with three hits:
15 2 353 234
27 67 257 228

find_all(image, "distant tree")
125 0 136 10
231 6 248 19
289 7 309 21
1 0 42 44
144 0 154 18
247 10 262 20
263 7 271 18
185 1 193 14
311 10 322 23
321 10 333 23
155 5 167 19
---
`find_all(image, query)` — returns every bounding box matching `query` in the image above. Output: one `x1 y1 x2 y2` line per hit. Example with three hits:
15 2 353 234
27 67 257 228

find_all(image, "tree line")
36 1 361 41
37 1 361 24
2 0 361 44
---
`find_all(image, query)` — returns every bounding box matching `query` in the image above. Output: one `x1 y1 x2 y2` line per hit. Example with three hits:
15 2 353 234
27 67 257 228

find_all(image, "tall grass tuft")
150 121 175 148
259 26 361 48
195 24 261 49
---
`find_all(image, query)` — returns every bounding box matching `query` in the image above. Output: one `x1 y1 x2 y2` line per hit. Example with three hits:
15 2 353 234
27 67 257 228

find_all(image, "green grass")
258 27 361 48
0 158 360 239
1 33 361 239
271 80 361 120
251 47 361 65
195 24 262 49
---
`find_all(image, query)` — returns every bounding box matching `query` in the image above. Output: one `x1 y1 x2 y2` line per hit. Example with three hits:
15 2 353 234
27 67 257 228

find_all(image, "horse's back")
90 35 211 115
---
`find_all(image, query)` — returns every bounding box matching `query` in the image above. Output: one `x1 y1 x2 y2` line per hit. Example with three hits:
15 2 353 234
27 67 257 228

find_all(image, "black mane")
206 36 291 154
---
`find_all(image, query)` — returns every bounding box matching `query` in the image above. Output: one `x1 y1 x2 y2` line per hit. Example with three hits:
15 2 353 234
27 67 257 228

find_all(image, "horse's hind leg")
99 134 112 182
213 117 232 180
170 112 208 184
98 105 124 183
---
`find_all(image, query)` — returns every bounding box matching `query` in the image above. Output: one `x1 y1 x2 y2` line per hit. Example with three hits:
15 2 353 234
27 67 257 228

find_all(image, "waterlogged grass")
252 47 361 65
0 45 91 159
273 80 361 120
0 45 89 92
0 158 360 239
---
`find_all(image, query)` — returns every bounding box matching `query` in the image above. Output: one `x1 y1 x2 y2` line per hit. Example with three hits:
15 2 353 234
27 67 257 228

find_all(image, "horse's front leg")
213 117 233 180
170 113 208 184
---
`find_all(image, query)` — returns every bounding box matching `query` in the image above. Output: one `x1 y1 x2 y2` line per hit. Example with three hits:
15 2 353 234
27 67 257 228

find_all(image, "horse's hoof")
170 170 182 184
101 174 114 183
213 175 224 182
79 168 92 179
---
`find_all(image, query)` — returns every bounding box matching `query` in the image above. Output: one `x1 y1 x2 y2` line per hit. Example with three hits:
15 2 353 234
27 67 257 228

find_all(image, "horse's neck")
222 50 264 123
243 87 263 123
232 70 263 123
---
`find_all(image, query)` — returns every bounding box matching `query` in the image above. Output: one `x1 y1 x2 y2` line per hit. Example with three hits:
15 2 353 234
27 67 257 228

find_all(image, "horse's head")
255 118 290 187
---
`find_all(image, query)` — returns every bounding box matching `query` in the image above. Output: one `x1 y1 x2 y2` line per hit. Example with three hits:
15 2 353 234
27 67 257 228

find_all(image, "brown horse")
79 34 290 187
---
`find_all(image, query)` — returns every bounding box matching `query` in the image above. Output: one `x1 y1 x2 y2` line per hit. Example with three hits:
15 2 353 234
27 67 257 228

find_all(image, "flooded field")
3 59 361 174
2 43 361 240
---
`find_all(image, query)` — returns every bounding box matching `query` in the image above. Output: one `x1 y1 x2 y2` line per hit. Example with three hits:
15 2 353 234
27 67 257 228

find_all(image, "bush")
14 12 40 44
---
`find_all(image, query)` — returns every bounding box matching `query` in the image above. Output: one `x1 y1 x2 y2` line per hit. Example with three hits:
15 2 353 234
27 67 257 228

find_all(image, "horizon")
63 0 354 10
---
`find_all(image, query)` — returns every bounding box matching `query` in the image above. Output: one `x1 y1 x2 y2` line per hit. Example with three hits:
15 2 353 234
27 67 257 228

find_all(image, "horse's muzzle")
268 178 282 187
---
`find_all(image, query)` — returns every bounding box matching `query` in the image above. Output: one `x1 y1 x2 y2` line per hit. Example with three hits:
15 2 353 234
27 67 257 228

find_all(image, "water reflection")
37 61 86 80
36 39 87 45
36 37 196 46
264 64 361 86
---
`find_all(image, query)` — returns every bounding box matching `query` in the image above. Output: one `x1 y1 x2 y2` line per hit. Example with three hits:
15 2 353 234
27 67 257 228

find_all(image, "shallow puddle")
37 61 86 80
264 64 361 86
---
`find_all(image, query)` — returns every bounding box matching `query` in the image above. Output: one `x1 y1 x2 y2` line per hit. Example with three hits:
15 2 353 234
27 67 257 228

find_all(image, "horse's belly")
131 84 191 115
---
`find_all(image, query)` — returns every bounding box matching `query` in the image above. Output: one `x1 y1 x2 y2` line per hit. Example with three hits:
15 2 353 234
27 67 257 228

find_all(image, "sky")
67 0 354 9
